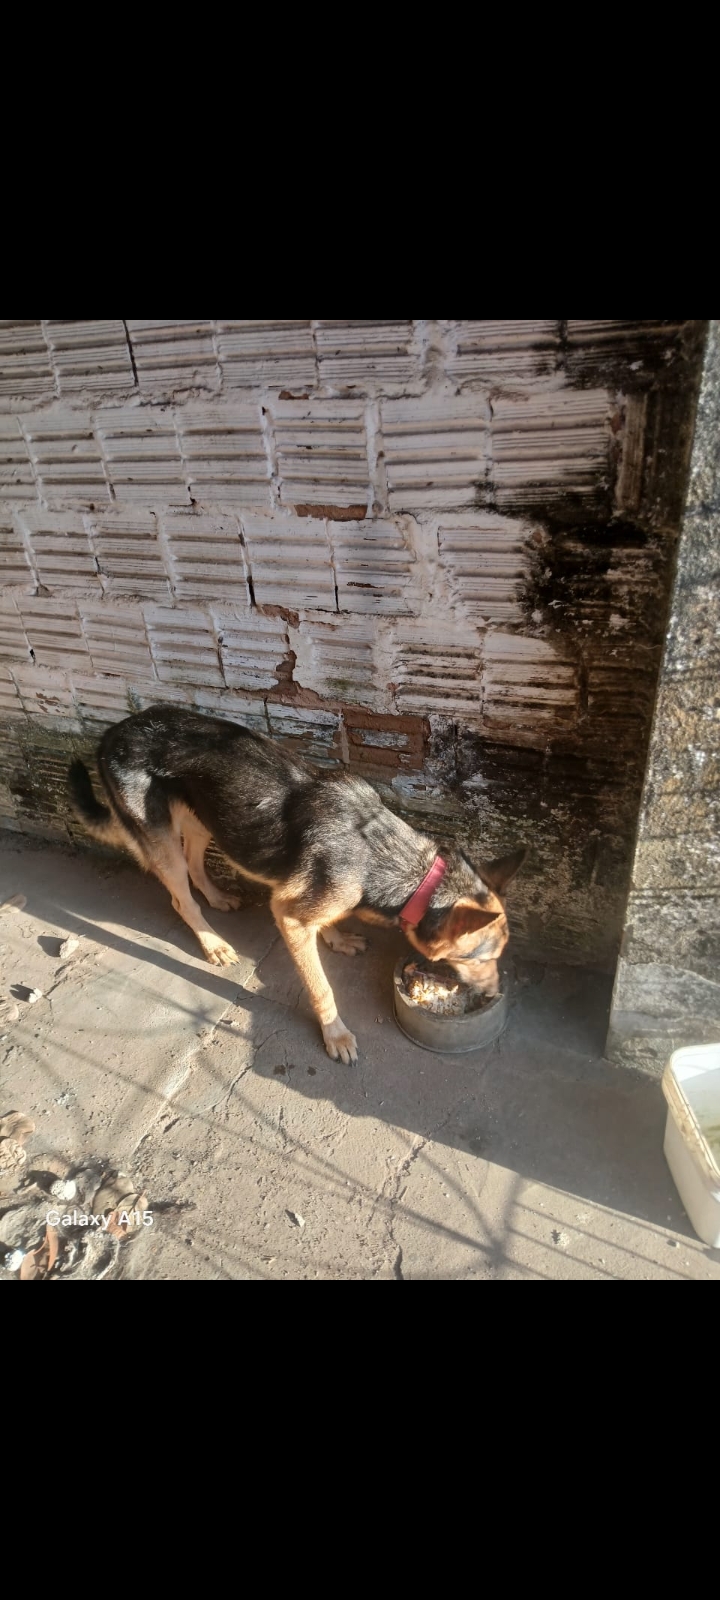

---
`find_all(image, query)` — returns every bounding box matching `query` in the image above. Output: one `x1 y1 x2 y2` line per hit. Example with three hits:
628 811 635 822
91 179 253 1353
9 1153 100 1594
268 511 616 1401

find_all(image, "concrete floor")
1 835 719 1282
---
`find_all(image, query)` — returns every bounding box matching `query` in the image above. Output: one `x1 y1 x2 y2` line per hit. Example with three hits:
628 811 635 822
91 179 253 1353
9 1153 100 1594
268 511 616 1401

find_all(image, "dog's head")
408 848 526 997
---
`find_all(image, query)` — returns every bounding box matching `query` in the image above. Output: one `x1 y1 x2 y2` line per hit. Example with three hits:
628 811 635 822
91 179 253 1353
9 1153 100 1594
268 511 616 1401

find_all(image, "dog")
68 705 525 1064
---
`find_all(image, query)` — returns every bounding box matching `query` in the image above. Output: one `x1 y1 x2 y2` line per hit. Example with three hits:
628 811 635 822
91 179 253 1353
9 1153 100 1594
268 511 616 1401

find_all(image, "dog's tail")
68 759 125 846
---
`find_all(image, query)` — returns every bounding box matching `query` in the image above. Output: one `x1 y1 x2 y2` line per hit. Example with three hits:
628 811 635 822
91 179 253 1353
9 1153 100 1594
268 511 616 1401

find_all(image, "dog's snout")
452 957 500 997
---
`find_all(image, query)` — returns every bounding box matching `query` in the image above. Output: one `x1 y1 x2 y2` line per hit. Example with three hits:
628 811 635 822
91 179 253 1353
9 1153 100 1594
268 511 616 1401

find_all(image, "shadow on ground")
0 838 694 1260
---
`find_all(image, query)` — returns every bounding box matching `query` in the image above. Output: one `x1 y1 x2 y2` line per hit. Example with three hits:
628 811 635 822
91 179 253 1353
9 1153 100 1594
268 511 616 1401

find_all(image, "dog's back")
71 704 310 874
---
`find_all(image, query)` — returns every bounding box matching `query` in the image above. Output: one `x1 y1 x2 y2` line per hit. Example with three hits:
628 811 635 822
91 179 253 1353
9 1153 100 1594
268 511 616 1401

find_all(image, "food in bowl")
400 957 495 1017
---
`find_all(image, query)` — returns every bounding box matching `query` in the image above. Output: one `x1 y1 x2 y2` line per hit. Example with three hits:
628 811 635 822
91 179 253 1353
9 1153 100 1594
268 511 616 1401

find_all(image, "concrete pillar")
607 322 720 1072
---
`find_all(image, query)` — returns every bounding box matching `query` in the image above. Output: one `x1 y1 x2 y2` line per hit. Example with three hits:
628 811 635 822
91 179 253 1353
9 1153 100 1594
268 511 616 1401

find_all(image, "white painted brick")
438 513 529 625
0 516 35 589
0 417 36 501
242 512 336 610
43 321 135 395
267 701 340 765
491 389 612 507
144 604 223 687
210 603 288 691
177 404 270 506
272 399 371 512
160 511 248 602
266 702 338 728
382 395 491 511
126 321 219 393
330 518 421 615
89 509 170 597
97 408 188 503
126 680 192 712
21 409 111 507
0 663 24 714
566 320 687 362
11 663 78 724
482 633 578 729
0 596 29 664
0 322 55 403
19 597 89 671
315 321 416 387
79 601 153 677
291 615 382 705
191 686 269 732
71 673 132 724
216 322 317 390
17 509 101 592
443 320 560 384
392 617 484 717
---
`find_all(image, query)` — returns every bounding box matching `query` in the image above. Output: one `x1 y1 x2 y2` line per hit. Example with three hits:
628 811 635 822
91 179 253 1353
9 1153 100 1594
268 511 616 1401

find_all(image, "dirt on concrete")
1 836 719 1282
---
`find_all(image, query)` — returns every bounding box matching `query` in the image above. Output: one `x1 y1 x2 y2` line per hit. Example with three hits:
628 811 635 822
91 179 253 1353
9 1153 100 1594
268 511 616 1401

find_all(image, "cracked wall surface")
607 320 720 1069
0 320 706 965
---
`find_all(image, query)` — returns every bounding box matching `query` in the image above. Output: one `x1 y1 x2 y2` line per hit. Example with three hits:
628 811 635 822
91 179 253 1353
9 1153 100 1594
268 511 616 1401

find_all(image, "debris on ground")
57 937 79 960
0 1146 151 1281
0 1139 30 1177
92 1171 149 1239
0 1112 36 1182
49 1179 76 1202
0 894 27 913
287 1210 305 1228
19 1224 59 1280
16 987 43 1004
0 1113 35 1143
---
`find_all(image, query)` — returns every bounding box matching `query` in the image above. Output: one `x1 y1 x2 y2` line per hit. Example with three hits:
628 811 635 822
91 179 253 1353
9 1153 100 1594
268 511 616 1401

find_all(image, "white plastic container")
662 1043 720 1247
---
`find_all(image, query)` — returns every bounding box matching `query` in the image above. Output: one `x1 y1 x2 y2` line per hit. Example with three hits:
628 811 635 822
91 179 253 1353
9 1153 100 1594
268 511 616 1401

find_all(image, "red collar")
399 856 447 931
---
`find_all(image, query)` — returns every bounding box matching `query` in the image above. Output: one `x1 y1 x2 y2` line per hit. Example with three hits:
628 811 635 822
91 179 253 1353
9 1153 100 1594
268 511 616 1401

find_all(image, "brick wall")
0 320 706 965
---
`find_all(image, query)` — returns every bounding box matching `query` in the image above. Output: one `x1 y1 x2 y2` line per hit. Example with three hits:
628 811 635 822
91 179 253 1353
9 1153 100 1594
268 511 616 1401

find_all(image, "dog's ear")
443 902 502 942
477 847 526 893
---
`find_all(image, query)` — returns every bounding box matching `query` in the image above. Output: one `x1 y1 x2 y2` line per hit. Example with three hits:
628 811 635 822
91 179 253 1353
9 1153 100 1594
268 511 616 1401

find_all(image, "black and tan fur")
68 705 525 1064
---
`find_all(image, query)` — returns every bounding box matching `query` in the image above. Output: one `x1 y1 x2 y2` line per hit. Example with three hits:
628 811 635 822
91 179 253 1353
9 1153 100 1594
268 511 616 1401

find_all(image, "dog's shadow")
2 842 704 1263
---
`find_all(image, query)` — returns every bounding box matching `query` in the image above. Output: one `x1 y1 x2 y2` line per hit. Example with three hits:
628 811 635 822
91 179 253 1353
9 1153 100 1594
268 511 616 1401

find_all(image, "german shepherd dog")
69 706 525 1064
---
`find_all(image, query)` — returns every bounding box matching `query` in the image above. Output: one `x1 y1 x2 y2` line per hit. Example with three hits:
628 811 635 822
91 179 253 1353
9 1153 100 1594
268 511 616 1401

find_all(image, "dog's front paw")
322 1017 358 1065
198 932 238 967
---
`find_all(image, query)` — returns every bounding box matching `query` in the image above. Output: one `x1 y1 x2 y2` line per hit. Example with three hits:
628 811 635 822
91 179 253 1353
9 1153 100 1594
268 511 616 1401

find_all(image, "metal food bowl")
392 957 508 1055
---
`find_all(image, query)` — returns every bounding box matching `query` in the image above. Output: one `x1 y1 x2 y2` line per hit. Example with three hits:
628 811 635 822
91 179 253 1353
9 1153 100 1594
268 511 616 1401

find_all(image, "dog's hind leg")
173 804 241 912
319 924 367 956
145 832 239 968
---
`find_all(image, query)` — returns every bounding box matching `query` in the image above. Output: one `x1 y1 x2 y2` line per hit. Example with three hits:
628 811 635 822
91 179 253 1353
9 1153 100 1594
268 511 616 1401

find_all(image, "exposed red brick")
343 709 428 736
257 603 300 629
266 684 329 708
349 745 401 768
349 745 423 770
401 733 424 755
294 503 367 521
